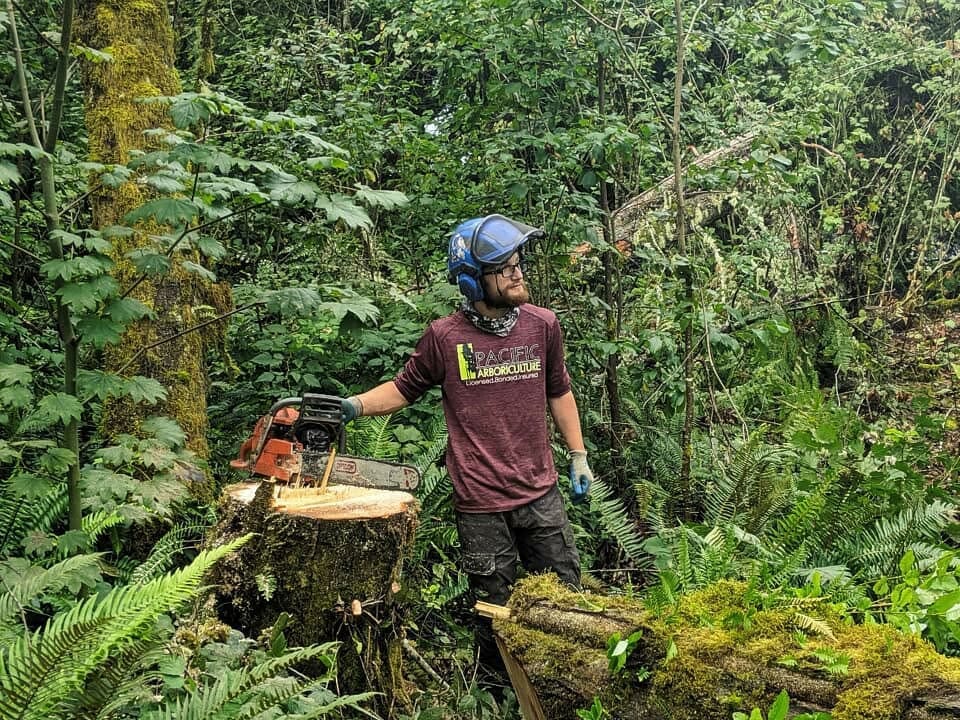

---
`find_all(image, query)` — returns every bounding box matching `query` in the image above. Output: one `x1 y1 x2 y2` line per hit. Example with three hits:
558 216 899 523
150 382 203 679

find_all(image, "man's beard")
485 281 530 309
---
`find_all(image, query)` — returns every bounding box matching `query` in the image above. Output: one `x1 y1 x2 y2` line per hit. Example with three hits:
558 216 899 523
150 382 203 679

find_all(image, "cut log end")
225 481 417 520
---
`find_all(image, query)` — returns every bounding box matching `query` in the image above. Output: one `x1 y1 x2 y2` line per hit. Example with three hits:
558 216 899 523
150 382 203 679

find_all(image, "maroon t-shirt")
393 304 572 513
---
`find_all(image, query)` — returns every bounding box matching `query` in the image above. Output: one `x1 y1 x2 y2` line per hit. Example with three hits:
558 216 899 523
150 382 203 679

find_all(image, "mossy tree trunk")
75 0 228 496
495 575 960 720
209 482 420 716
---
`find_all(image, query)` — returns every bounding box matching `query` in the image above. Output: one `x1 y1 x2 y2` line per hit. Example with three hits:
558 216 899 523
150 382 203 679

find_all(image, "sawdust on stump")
209 481 420 716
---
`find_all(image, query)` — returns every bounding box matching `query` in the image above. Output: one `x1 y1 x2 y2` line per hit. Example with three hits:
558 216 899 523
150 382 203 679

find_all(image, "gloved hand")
340 396 362 423
568 450 593 504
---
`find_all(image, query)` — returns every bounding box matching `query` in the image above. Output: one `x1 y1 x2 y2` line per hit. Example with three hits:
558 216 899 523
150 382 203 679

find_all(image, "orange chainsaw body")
230 406 303 482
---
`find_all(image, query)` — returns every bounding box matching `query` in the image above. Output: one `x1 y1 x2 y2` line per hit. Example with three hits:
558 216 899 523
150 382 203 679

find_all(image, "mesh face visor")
471 214 544 265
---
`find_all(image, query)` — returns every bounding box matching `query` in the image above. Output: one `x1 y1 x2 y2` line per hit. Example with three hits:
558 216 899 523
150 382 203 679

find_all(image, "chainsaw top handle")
251 394 347 462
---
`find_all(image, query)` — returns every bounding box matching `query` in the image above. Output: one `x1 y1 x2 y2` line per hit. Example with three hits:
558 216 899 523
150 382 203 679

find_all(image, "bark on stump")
492 575 960 720
209 481 419 712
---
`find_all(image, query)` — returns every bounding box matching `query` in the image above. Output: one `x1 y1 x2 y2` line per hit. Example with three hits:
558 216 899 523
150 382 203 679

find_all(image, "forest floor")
884 307 960 460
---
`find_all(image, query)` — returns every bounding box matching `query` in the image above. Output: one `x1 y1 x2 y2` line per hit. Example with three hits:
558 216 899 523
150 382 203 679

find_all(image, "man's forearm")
353 380 410 416
548 390 586 452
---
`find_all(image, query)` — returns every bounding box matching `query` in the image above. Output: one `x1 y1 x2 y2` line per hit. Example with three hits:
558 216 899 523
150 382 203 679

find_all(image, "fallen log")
491 575 960 720
612 131 757 247
208 480 419 713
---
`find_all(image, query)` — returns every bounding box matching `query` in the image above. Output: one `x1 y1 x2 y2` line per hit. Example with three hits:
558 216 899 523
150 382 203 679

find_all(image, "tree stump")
492 575 960 720
208 481 419 712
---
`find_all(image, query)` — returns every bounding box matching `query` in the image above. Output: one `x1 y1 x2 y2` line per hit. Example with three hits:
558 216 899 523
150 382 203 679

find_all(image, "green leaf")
58 529 91 555
665 639 678 662
124 376 167 404
127 248 173 276
9 471 54 499
139 442 177 469
41 447 76 474
0 141 46 159
0 439 20 463
144 172 187 194
105 297 152 323
899 549 917 577
168 94 219 128
179 260 217 282
38 392 83 424
77 317 123 347
41 258 80 282
306 155 350 170
317 193 371 229
768 690 790 720
50 229 87 248
97 444 136 467
0 385 33 408
100 164 134 188
0 363 32 386
71 43 113 62
123 198 200 225
250 352 278 366
264 287 322 316
320 295 380 326
0 161 21 185
269 177 319 204
928 588 960 620
353 185 409 210
142 416 186 448
22 530 56 556
193 236 226 259
57 282 99 312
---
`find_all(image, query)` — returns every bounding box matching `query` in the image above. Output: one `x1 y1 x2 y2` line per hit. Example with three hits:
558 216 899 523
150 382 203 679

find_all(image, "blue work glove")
568 450 593 504
340 396 362 423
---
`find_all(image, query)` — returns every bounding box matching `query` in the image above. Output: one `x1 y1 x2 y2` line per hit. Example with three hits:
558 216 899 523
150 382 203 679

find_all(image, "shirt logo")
457 342 541 385
457 343 478 380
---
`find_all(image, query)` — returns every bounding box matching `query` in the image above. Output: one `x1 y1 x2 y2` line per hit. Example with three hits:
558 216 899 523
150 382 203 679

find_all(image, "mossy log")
493 575 960 720
209 481 419 713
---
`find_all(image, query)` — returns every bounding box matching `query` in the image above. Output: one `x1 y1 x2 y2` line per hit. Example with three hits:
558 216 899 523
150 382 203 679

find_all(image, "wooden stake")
496 635 546 720
474 600 512 620
318 447 338 493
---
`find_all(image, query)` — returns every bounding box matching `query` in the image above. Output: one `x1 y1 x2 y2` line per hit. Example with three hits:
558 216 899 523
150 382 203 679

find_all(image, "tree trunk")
491 575 960 720
209 481 420 715
76 0 229 489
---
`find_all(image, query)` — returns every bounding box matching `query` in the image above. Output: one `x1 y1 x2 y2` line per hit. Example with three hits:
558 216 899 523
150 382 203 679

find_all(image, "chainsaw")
230 393 420 491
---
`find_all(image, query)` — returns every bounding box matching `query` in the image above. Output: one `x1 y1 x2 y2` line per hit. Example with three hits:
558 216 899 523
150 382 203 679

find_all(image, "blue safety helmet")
447 214 544 302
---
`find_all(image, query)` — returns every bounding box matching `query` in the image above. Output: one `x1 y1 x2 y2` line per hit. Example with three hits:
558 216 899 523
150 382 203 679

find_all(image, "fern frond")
412 419 447 476
0 536 251 720
49 511 124 561
767 481 830 562
0 487 68 556
433 572 470 608
0 553 104 638
793 613 836 640
846 501 955 577
347 415 398 462
588 474 651 568
167 644 338 720
417 465 451 505
130 521 212 585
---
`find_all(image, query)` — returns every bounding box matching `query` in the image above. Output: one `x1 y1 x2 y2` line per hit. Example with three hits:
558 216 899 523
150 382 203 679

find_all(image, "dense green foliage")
3 0 960 715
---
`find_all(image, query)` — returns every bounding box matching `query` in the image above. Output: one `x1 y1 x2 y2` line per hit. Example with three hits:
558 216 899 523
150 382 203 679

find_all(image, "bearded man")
340 214 592 610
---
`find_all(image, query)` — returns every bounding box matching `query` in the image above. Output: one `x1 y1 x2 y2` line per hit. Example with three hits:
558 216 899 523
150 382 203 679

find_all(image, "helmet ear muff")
457 271 484 302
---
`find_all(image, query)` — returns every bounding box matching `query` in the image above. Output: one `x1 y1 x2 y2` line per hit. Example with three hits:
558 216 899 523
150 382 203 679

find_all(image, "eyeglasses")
483 261 525 279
